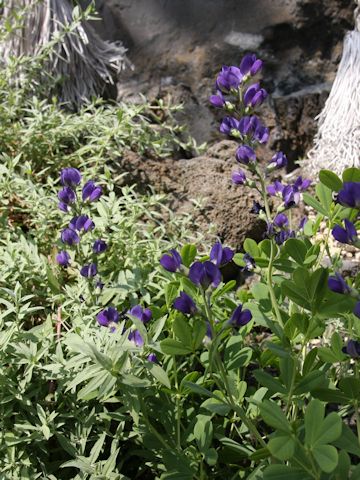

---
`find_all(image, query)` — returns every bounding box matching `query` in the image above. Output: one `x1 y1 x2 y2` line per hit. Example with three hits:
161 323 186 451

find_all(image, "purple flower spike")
210 242 234 267
342 340 360 359
128 305 152 324
328 273 350 294
82 180 102 202
93 239 107 253
189 261 222 290
209 90 225 108
58 187 76 205
72 215 95 232
229 304 252 327
273 213 289 228
337 182 360 209
216 66 243 92
160 249 182 272
56 250 70 267
251 88 268 107
332 219 358 245
80 263 97 278
173 292 197 315
220 116 240 136
61 228 80 245
97 306 119 327
354 302 360 319
128 330 144 347
236 145 256 164
60 168 81 187
232 170 246 185
238 115 259 135
147 353 158 363
270 152 288 169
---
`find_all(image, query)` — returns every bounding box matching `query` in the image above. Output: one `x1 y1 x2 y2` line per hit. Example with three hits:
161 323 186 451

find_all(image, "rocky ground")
90 0 354 248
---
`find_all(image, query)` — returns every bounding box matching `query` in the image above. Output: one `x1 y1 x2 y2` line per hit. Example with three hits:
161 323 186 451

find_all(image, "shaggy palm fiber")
304 2 360 176
1 0 130 107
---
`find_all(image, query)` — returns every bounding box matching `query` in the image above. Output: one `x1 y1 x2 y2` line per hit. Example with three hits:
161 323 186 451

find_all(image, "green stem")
316 218 331 268
267 240 284 328
138 395 174 451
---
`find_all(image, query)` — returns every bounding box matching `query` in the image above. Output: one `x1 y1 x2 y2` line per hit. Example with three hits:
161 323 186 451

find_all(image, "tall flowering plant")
57 55 360 479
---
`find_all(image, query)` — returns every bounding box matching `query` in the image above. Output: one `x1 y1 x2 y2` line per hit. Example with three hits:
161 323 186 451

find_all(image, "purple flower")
267 180 284 196
275 229 295 245
173 292 197 315
210 242 234 267
354 301 360 319
56 250 70 267
97 306 119 327
216 66 243 92
58 187 76 205
160 249 182 272
251 88 268 107
232 170 246 185
238 115 259 135
128 330 144 347
337 182 360 209
270 152 287 169
93 239 107 253
282 185 300 208
236 145 256 164
250 201 264 214
299 217 307 230
80 263 97 278
147 353 158 363
244 83 260 105
229 304 252 327
342 340 360 359
209 90 225 108
58 202 69 212
128 305 152 324
293 176 311 192
253 123 269 144
332 219 358 245
82 180 102 202
220 116 240 136
70 215 95 232
242 253 256 271
328 273 350 294
61 228 80 245
189 261 222 289
96 280 105 290
240 54 262 76
60 168 81 187
273 213 289 228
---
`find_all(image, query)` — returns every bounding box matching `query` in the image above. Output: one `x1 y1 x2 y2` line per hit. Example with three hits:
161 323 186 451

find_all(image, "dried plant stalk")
304 5 360 176
1 0 130 107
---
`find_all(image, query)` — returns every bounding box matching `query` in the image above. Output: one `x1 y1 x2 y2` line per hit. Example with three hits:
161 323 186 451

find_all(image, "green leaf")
305 399 324 446
258 400 291 433
303 193 328 216
173 316 192 346
181 244 197 267
316 183 332 213
165 282 179 309
194 416 212 452
253 370 287 394
342 167 360 182
268 435 295 460
211 280 236 302
293 370 326 395
333 424 360 456
263 465 311 480
201 396 230 416
285 238 307 264
243 238 260 257
146 362 171 389
204 448 218 466
311 388 350 405
315 413 342 445
182 381 213 397
192 320 207 350
339 377 360 400
319 170 342 192
313 444 338 473
160 338 192 356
